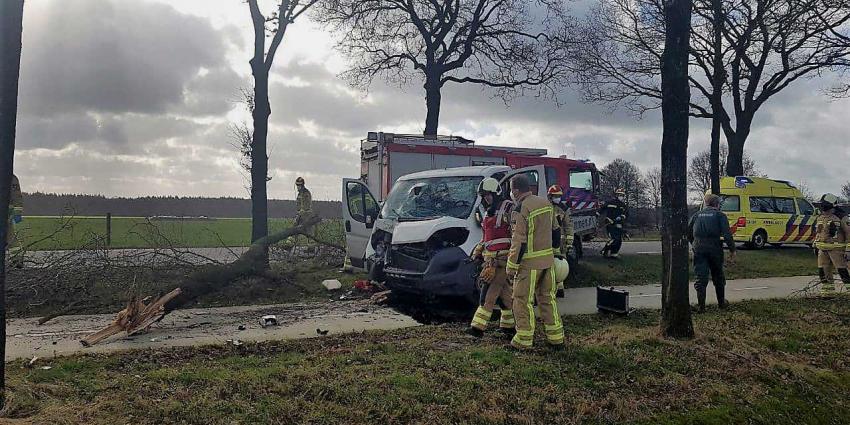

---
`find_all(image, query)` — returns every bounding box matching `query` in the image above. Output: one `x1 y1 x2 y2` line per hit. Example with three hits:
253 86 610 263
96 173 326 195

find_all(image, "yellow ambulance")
716 176 818 249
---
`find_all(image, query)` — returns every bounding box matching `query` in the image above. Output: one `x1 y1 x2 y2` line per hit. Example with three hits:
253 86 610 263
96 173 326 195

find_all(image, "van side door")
497 165 547 197
342 179 380 269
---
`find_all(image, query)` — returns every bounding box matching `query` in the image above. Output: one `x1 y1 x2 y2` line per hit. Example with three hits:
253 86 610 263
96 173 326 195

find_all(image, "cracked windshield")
382 176 483 221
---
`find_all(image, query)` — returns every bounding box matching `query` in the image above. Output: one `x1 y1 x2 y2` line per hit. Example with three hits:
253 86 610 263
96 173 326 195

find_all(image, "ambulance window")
749 197 775 213
720 195 740 212
570 170 593 190
774 198 796 214
797 198 815 215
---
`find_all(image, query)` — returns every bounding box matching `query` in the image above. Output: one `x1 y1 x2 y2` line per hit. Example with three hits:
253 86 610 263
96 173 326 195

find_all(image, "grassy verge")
2 297 849 424
570 247 816 287
15 216 344 250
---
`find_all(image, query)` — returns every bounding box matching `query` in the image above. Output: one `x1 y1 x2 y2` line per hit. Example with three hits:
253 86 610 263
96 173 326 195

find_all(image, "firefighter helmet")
478 177 501 195
554 256 570 283
547 184 564 197
295 176 305 186
819 193 839 210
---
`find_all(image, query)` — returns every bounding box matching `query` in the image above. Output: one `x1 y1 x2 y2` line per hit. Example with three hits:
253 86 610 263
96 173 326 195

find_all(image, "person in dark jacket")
600 189 628 258
688 193 737 312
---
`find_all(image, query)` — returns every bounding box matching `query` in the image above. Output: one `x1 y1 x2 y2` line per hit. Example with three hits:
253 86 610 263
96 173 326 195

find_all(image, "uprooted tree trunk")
80 216 322 346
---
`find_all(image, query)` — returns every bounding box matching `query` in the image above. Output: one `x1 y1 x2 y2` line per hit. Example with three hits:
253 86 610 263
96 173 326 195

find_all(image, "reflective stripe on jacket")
507 193 556 270
814 213 850 251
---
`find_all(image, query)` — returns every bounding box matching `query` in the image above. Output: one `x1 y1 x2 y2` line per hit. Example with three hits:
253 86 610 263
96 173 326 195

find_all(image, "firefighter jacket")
688 207 736 253
9 174 22 216
600 197 628 225
814 212 850 252
553 202 574 254
507 193 557 271
473 199 514 258
296 187 313 216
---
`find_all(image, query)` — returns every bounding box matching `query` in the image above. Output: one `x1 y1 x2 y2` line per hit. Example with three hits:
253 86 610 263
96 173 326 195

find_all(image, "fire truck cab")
341 132 600 301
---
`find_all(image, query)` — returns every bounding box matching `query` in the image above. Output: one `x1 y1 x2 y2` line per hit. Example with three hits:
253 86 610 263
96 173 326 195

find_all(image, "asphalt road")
582 240 810 256
6 274 825 361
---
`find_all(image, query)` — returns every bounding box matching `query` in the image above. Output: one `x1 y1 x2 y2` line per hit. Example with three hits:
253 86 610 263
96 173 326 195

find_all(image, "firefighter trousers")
471 257 514 331
603 225 623 255
818 249 849 286
511 267 565 349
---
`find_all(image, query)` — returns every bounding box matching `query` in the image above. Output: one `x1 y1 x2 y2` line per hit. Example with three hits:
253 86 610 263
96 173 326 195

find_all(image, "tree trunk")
424 75 442 136
250 64 270 266
709 0 723 195
725 125 749 176
0 0 25 407
710 119 721 194
659 0 694 339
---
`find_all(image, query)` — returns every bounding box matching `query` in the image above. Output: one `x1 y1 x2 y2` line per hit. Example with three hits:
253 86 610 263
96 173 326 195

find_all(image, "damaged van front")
342 167 511 301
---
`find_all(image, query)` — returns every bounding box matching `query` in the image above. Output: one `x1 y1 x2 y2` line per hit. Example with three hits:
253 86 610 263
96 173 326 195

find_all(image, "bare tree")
314 0 573 135
796 181 817 202
842 181 850 201
247 0 318 261
688 143 759 196
660 0 695 339
229 88 265 195
644 167 662 228
600 158 647 207
0 0 24 406
576 0 850 176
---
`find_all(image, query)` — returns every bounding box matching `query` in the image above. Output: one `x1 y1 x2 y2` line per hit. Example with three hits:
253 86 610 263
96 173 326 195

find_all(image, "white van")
342 165 558 301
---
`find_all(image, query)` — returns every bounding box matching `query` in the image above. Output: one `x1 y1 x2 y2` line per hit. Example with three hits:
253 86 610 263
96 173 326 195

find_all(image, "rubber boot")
839 268 850 290
696 288 707 313
819 268 835 293
716 285 727 309
465 327 484 338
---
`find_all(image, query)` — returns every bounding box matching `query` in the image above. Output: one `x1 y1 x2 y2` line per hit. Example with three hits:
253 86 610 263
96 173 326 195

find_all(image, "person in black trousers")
688 193 737 312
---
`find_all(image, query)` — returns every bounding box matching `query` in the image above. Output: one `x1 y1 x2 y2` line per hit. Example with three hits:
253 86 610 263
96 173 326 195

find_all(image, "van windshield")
382 176 483 221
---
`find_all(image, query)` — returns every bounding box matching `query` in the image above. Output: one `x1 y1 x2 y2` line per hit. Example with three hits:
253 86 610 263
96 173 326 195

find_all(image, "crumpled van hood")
389 217 470 244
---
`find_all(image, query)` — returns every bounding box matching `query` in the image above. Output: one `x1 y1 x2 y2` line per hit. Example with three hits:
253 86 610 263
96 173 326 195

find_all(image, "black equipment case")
596 286 630 314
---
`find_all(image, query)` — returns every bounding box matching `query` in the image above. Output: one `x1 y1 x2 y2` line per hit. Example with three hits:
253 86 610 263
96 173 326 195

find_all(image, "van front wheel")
749 230 767 250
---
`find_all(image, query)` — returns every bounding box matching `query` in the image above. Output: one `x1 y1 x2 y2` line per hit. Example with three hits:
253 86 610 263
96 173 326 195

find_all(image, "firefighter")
506 175 565 350
600 189 628 258
466 177 515 337
688 193 736 312
6 174 23 268
548 184 573 298
813 193 850 293
294 176 314 226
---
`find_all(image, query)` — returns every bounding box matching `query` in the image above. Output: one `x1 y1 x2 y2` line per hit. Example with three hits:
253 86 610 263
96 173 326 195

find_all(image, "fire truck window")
570 170 593 190
545 167 558 188
346 182 366 222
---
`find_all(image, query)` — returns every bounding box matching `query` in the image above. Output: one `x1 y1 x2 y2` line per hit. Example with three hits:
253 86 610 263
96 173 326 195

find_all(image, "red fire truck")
359 132 601 238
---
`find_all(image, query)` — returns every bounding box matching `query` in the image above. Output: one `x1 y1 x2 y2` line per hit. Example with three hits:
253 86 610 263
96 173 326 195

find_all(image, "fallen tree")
79 216 324 346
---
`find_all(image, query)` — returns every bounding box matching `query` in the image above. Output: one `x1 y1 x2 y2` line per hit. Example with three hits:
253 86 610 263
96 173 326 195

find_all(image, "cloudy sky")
13 0 850 201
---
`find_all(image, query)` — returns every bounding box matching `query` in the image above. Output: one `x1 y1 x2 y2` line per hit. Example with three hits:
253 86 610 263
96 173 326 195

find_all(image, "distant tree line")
21 193 342 219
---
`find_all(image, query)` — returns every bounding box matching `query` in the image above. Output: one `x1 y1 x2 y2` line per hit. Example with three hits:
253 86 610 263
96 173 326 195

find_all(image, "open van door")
498 165 547 196
342 179 380 269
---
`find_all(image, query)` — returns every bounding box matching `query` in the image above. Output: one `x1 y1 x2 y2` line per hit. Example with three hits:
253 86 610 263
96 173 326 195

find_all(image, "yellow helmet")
554 257 570 283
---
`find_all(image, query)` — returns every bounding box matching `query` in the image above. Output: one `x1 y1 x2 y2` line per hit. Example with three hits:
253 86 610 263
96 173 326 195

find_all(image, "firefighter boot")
819 268 835 293
715 285 727 309
696 288 707 313
839 268 850 291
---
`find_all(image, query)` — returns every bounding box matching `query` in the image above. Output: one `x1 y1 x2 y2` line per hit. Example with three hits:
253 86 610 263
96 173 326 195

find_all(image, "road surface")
582 240 809 256
5 274 827 361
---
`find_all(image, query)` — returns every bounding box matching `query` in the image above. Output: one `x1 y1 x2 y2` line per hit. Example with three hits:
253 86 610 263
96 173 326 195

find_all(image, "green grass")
3 297 849 424
570 247 816 287
15 216 344 250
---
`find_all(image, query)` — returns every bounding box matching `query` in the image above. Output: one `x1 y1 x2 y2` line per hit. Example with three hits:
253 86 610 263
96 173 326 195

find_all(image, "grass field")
2 297 848 424
15 216 344 250
570 247 817 287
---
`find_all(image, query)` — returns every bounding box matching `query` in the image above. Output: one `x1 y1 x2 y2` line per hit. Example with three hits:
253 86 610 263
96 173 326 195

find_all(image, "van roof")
399 165 512 180
719 176 803 195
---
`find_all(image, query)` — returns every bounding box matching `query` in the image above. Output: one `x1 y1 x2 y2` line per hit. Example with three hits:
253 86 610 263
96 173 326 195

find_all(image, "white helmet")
554 257 570 283
478 177 501 195
820 193 840 209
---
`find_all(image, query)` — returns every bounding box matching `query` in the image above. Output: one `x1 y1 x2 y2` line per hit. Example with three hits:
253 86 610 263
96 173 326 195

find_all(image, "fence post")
106 213 112 247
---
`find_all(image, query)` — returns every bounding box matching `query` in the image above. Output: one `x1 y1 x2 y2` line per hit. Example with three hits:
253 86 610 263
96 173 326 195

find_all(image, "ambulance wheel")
749 230 767 250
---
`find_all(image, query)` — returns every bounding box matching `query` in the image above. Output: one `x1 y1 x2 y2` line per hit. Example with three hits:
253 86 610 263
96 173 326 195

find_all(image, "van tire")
750 230 768 250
